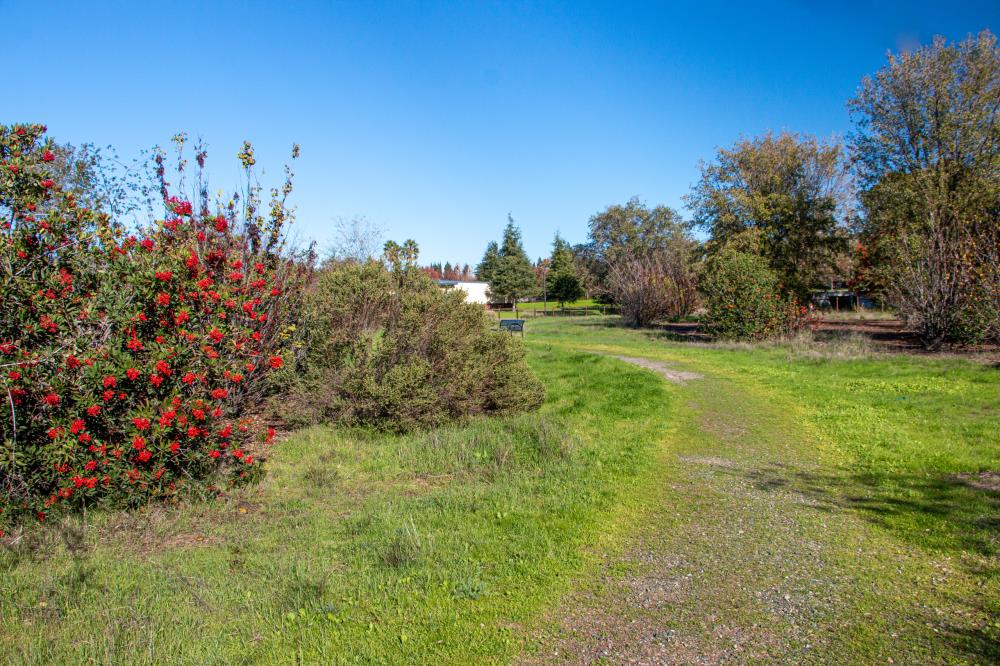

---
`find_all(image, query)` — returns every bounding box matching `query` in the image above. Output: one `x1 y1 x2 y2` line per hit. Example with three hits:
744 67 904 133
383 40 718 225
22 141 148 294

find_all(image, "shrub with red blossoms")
0 125 312 536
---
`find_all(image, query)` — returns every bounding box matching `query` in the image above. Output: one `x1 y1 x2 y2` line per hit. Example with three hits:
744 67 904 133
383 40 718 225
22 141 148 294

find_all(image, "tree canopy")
849 29 1000 346
483 215 536 303
587 197 688 264
685 131 852 297
476 240 501 283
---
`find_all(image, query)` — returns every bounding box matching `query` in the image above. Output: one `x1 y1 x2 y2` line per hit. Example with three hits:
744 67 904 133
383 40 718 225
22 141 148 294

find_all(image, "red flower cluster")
0 124 307 535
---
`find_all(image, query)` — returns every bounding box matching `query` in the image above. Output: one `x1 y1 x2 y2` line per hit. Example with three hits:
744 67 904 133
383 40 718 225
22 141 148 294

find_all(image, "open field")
2 316 998 664
514 299 599 312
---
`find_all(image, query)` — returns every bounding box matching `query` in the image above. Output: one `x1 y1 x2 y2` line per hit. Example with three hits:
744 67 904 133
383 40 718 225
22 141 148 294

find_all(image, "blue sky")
3 1 997 265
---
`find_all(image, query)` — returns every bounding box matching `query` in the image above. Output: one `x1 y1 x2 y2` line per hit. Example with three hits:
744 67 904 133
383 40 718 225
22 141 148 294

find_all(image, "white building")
437 279 490 304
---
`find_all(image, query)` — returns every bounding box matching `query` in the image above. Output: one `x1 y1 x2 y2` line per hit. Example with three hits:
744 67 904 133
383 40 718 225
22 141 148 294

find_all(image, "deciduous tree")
849 30 1000 347
686 131 852 298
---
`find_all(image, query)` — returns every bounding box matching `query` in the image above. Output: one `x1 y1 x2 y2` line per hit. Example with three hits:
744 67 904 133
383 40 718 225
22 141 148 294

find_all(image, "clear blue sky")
3 1 997 265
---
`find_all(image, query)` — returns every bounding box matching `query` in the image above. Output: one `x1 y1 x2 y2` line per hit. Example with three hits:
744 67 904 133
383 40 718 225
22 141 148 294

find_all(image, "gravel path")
521 355 994 665
609 355 704 385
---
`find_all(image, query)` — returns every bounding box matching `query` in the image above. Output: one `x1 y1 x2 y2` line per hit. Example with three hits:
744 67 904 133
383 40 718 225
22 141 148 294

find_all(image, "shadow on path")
739 462 1000 661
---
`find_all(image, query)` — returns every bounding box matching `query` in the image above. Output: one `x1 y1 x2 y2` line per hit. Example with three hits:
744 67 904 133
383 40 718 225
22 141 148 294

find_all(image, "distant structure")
437 279 489 305
810 289 875 311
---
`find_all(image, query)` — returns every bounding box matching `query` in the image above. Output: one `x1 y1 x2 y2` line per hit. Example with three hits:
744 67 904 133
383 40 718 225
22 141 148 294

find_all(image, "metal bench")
499 319 525 337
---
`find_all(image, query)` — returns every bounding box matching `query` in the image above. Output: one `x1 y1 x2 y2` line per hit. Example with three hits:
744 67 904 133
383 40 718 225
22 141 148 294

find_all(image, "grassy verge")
490 299 615 317
0 342 674 664
514 299 599 312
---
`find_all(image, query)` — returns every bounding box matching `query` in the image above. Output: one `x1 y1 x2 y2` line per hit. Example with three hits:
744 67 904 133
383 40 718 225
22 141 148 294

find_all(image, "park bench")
499 319 525 337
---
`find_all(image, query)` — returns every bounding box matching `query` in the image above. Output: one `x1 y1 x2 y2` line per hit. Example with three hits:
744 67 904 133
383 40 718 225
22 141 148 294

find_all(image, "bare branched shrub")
327 216 384 264
891 224 972 349
606 252 698 328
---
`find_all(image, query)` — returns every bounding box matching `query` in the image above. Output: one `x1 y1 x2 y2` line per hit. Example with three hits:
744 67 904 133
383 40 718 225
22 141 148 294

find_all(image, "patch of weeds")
0 527 50 571
785 330 879 360
488 438 516 474
453 574 487 600
379 517 427 569
302 464 340 494
227 541 246 571
390 413 576 481
0 518 93 574
57 556 98 600
343 512 374 537
520 416 576 462
280 560 330 612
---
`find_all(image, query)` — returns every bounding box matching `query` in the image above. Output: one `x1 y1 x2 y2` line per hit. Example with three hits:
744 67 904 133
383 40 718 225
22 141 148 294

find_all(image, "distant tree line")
471 30 999 348
424 261 475 281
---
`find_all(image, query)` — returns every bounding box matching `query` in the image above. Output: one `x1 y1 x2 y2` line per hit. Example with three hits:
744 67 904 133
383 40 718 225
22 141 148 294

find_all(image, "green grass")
528 317 1000 556
522 317 1000 662
0 344 674 664
515 298 599 311
492 299 612 316
2 316 998 664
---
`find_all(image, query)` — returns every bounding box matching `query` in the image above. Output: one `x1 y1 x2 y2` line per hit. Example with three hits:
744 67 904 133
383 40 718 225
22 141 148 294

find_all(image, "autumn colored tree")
850 30 1000 347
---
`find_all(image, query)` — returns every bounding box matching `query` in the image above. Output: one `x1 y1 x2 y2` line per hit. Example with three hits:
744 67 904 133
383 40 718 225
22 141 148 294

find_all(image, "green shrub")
700 244 806 341
283 256 544 431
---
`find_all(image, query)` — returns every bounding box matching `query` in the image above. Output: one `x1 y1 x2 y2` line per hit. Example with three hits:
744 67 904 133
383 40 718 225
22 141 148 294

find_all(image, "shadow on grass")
550 316 714 343
744 462 998 557
741 462 1000 661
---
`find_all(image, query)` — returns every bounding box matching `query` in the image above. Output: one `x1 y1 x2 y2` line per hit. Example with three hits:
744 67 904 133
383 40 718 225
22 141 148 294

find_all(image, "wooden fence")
507 305 620 318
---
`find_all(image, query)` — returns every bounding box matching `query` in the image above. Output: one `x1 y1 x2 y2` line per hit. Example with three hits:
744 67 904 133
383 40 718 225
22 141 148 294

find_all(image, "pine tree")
490 214 536 304
476 241 501 283
546 233 583 306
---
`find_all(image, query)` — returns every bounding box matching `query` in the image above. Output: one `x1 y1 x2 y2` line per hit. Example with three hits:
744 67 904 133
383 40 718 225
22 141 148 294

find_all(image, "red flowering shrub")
0 124 310 536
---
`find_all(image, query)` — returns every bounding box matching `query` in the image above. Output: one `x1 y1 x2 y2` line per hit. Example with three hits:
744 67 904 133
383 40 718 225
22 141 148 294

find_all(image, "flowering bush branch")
1 124 311 537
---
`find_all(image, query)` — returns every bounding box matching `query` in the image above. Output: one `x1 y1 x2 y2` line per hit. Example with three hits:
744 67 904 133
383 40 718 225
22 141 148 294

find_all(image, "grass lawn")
0 338 674 664
492 299 612 316
514 299 599 312
527 317 1000 555
2 316 998 663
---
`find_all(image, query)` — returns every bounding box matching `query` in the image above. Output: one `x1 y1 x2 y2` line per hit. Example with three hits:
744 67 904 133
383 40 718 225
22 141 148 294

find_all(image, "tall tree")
546 233 583 306
588 197 688 266
489 214 536 304
849 30 1000 347
685 131 852 298
476 241 501 283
